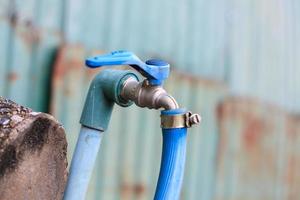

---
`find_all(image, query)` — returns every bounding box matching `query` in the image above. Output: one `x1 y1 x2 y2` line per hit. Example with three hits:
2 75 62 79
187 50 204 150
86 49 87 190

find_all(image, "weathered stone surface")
0 97 68 200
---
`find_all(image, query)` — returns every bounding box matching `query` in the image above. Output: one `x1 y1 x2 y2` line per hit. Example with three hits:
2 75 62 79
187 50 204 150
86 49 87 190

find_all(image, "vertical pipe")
154 127 187 200
64 126 104 200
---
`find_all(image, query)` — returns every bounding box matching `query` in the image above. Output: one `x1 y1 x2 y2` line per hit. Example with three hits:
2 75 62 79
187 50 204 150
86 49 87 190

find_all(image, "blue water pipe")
64 69 139 200
63 126 103 200
63 51 200 200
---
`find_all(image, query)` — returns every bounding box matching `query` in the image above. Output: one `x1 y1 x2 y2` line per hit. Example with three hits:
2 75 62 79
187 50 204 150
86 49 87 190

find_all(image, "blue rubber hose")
154 110 188 200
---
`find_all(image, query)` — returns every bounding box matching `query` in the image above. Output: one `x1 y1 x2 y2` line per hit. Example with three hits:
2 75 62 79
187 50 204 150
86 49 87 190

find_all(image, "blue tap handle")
85 50 170 85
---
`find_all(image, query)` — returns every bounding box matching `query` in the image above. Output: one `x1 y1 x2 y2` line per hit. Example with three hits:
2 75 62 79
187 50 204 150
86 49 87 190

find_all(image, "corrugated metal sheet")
51 46 227 199
216 97 300 200
62 0 300 112
1 0 299 113
0 0 299 199
0 0 63 111
225 0 300 113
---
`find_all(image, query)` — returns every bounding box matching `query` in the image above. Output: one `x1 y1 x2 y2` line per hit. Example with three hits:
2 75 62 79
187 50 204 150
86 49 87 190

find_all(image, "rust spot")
7 8 41 45
216 102 225 120
286 114 300 138
52 47 67 83
215 102 229 164
21 19 41 44
220 96 287 114
120 183 146 197
242 117 264 149
52 45 86 82
120 183 131 197
133 184 146 196
9 11 18 27
7 72 18 82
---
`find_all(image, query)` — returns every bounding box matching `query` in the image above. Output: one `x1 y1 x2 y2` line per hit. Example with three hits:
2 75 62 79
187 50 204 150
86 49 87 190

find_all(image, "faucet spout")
120 78 179 110
156 94 179 110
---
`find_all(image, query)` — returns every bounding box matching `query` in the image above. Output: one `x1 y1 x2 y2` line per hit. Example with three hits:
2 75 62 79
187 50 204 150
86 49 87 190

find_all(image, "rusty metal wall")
215 98 300 200
0 0 300 199
1 0 299 113
62 0 300 113
0 0 63 111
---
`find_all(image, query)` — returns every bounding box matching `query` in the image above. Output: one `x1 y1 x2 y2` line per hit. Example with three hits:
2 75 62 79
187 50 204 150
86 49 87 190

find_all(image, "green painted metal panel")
215 98 300 200
61 0 300 113
0 0 299 199
0 10 10 95
0 0 63 112
224 0 300 113
1 0 299 112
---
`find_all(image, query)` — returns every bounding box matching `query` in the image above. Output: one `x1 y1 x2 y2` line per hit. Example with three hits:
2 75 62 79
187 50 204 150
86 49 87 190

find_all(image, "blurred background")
0 0 299 199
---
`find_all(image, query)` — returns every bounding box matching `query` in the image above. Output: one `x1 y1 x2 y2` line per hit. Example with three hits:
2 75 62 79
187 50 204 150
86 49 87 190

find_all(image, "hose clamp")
161 111 201 129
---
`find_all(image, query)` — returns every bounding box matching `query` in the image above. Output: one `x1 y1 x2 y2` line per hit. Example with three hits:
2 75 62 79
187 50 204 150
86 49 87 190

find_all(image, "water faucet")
64 50 201 200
